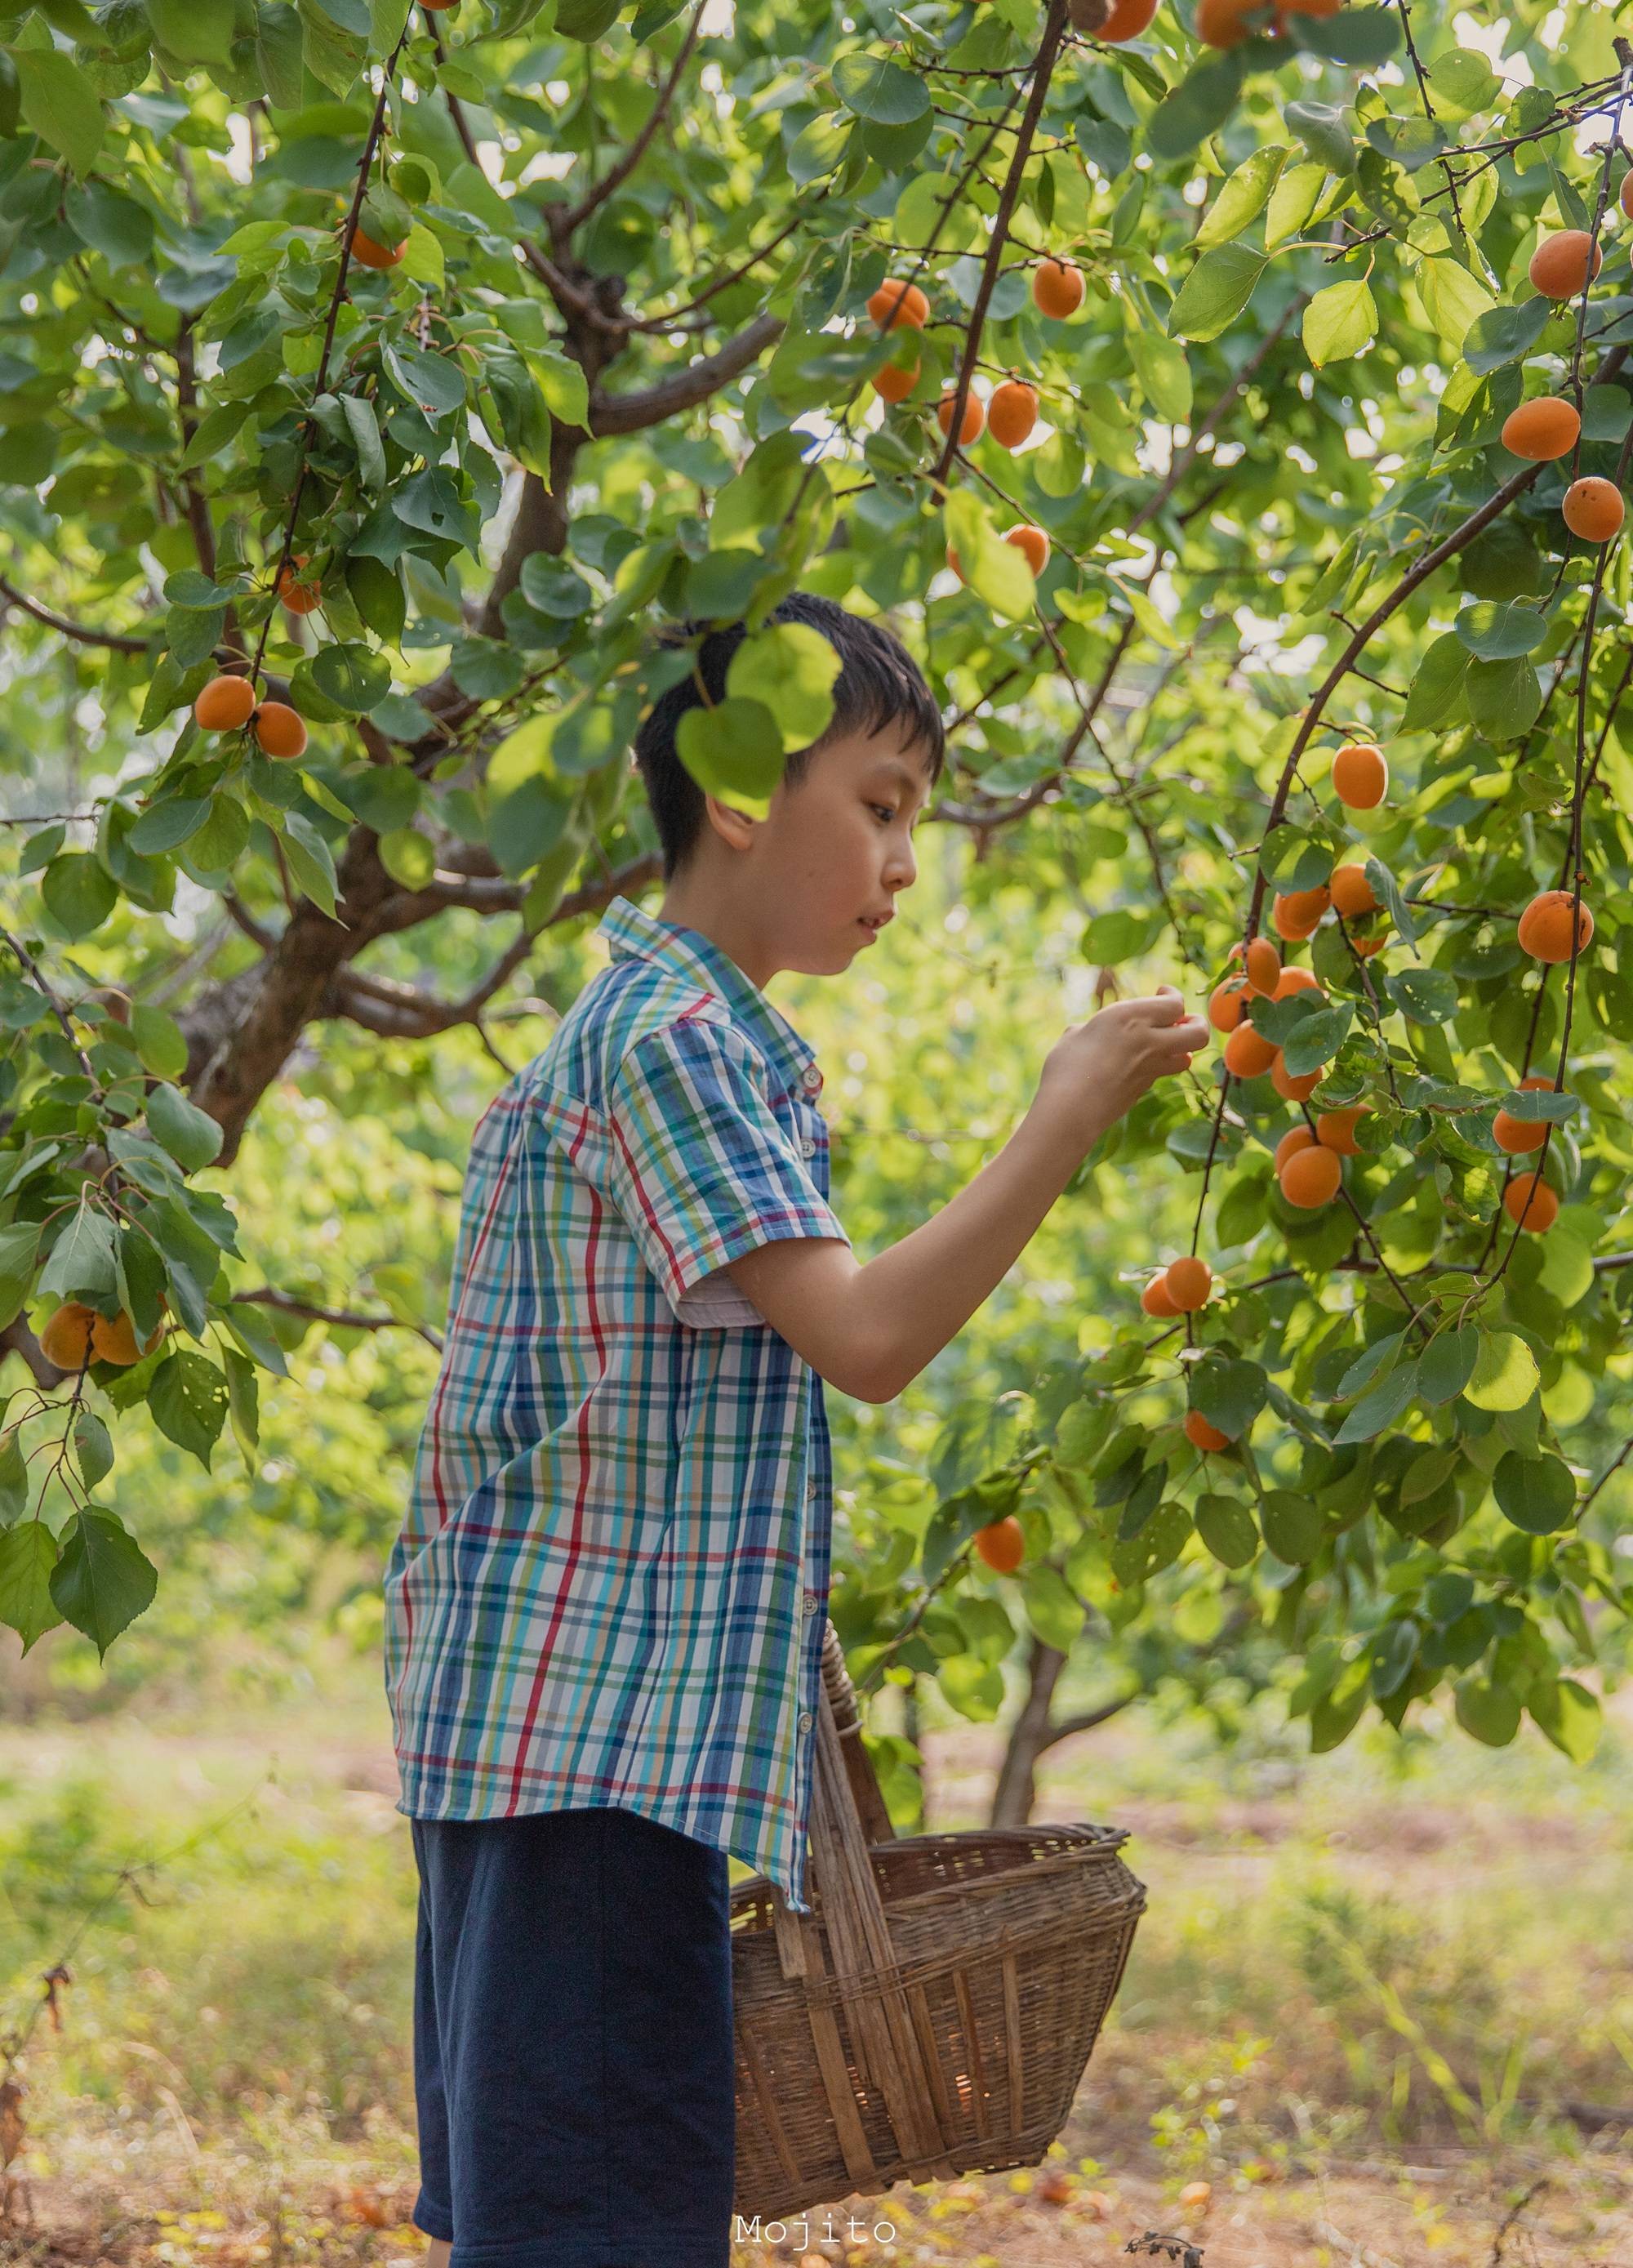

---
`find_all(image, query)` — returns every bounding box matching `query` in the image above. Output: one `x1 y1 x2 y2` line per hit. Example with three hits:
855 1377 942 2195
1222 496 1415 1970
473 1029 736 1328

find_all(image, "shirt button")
798 1710 814 1731
807 1477 821 1499
799 1137 816 1158
802 1591 818 1615
801 1065 822 1092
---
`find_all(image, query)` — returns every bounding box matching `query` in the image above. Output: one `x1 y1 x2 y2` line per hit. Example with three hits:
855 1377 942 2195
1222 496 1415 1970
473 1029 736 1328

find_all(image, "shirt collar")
596 894 819 1098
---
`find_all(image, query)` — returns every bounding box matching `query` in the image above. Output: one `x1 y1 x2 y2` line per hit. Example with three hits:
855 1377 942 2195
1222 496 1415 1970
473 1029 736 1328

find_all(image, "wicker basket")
730 1620 1146 2220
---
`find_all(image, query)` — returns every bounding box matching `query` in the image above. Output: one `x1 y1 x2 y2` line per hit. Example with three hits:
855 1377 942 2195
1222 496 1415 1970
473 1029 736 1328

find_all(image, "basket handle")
820 1619 896 1847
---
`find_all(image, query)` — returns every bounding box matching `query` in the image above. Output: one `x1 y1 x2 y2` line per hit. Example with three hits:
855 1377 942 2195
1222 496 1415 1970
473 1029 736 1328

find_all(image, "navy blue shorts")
409 1806 736 2268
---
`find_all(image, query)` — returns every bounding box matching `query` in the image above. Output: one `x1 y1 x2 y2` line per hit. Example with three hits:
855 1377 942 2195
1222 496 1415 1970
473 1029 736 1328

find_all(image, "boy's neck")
656 884 778 992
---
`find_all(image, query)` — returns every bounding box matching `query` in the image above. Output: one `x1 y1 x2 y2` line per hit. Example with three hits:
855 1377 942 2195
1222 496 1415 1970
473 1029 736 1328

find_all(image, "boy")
381 592 1206 2268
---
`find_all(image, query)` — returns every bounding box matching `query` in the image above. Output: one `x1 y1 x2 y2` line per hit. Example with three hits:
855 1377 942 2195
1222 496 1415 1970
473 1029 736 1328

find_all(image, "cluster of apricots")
1139 1254 1213 1317
1066 0 1159 41
1506 232 1630 542
194 673 309 761
1197 0 1347 47
865 259 1085 406
39 1297 167 1372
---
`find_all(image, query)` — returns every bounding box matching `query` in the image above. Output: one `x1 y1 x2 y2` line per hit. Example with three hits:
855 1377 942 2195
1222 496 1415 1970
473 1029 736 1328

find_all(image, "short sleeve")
604 1015 852 1329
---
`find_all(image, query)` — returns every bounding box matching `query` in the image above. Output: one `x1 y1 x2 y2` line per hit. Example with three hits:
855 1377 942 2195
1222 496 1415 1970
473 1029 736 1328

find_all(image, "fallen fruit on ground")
973 1515 1026 1572
194 675 256 731
1493 1076 1554 1156
1517 889 1592 962
1503 1172 1559 1232
1279 1144 1342 1208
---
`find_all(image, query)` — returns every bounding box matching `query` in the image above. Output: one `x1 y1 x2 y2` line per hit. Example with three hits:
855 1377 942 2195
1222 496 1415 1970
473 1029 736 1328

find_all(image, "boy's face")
727 724 932 977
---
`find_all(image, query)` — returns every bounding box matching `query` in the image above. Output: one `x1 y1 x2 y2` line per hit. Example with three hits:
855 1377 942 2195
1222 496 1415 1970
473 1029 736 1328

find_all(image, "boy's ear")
702 791 762 853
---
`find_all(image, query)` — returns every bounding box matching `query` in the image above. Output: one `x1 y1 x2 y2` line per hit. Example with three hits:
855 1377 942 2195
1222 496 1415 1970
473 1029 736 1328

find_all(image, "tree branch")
588 311 785 435
0 577 150 657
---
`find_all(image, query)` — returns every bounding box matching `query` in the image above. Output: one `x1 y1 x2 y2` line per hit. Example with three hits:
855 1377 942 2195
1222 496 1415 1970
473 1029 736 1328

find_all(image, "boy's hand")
1033 986 1208 1155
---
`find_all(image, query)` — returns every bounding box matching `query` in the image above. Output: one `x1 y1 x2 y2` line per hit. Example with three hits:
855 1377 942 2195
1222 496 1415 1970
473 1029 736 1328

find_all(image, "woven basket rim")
730 1816 1137 1929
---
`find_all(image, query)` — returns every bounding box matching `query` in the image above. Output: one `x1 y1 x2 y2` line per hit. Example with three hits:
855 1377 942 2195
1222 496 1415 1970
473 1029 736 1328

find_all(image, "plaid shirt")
382 893 851 1914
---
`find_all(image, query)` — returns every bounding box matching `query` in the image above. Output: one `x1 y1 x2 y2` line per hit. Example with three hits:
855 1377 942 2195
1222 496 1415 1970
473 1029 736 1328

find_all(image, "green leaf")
1145 49 1248 164
1418 257 1495 352
1018 1562 1085 1653
1428 48 1502 122
1128 327 1191 422
675 697 785 821
1284 97 1354 176
65 181 154 268
1462 298 1551 376
148 1349 229 1468
1302 278 1377 368
1283 5 1399 64
1454 601 1548 661
383 342 467 417
49 1508 158 1659
1466 655 1542 742
1384 967 1459 1025
312 642 393 714
1463 1330 1540 1413
1417 1326 1479 1405
945 489 1035 623
1195 1493 1258 1569
1493 1450 1575 1535
149 0 234 54
1527 1676 1600 1764
831 54 928 127
41 852 118 940
1265 160 1326 250
145 1081 225 1171
1190 1356 1266 1441
1195 144 1286 247
0 1522 63 1651
1260 1489 1324 1564
1168 244 1266 343
256 2 305 107
725 622 842 757
38 1201 118 1302
15 49 105 175
278 813 340 918
1400 630 1470 732
1454 1673 1520 1746
1334 1362 1418 1445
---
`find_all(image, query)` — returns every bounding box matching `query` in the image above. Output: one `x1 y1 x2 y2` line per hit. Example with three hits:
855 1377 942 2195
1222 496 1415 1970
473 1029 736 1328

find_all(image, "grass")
0 1638 1629 2265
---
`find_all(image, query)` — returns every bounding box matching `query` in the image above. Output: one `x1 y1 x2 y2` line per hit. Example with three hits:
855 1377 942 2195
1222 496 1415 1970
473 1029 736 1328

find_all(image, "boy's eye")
870 804 896 823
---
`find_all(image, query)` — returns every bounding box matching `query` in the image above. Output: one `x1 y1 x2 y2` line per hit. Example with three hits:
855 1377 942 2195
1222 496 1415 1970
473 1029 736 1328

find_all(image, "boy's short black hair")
633 592 946 882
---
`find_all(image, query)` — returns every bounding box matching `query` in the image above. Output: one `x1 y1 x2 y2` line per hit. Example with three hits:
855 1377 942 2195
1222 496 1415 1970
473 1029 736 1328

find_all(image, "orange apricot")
1623 172 1633 222
350 225 406 270
1329 862 1377 918
1031 258 1085 319
973 1515 1026 1573
91 1308 166 1365
1195 0 1266 43
1095 0 1158 33
866 278 929 332
1004 524 1050 575
1244 938 1281 996
278 560 322 615
1279 1144 1342 1209
1517 889 1592 962
1141 1273 1181 1318
1223 1023 1278 1080
937 390 985 445
1184 1409 1231 1454
1273 964 1322 1000
1164 1256 1213 1312
1315 1106 1366 1156
194 674 256 732
1528 230 1602 300
252 702 309 761
1500 396 1582 461
39 1300 100 1370
1272 884 1331 941
1562 477 1625 542
1271 1053 1321 1103
1502 1172 1558 1233
1275 1125 1317 1173
1493 1075 1552 1157
1332 740 1388 809
871 356 920 403
988 380 1039 450
1208 977 1249 1033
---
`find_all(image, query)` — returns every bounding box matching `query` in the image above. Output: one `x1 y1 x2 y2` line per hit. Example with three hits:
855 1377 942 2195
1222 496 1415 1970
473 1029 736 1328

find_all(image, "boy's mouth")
857 911 893 938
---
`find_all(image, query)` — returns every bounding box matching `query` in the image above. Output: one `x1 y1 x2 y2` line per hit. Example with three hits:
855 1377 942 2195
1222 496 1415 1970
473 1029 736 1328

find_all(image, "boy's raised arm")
728 987 1208 1402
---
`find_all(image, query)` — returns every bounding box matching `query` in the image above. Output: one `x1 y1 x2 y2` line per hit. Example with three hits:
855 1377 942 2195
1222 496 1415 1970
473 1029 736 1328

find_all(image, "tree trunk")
989 1636 1140 1829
